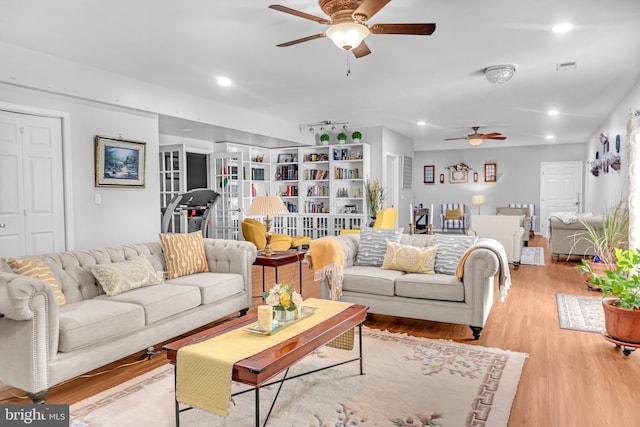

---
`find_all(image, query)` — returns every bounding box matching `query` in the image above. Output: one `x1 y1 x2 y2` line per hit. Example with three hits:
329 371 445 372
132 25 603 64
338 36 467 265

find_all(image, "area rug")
520 246 545 266
556 293 605 333
69 328 526 427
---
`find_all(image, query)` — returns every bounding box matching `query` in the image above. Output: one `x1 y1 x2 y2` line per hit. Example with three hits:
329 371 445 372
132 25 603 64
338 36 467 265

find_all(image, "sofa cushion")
4 257 66 306
89 255 164 296
58 299 145 352
355 228 403 267
166 272 245 304
159 231 210 279
395 273 465 302
432 235 477 275
95 284 201 324
342 266 404 296
381 241 438 274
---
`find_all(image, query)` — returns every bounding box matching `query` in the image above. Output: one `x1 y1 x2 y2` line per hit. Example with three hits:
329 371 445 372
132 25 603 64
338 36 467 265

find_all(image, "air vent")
556 62 577 71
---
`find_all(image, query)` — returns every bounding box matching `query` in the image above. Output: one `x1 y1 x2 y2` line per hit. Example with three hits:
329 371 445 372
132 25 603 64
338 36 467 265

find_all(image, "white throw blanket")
550 211 591 224
457 238 512 302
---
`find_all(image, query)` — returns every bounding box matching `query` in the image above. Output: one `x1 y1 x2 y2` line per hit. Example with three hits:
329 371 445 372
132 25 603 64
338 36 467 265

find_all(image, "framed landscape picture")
95 136 146 187
423 165 435 184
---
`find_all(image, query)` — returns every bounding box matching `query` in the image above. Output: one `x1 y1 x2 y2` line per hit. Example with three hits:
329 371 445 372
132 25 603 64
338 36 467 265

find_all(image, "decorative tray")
243 306 318 336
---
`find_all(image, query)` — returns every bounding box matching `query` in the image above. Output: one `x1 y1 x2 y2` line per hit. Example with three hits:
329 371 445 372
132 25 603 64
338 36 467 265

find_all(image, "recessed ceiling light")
417 120 426 126
552 23 573 33
545 135 555 140
180 128 193 132
548 109 559 116
216 76 232 87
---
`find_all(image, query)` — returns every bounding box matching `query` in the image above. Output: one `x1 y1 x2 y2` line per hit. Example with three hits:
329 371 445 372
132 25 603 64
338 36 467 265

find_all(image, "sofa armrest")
0 271 59 321
203 239 257 306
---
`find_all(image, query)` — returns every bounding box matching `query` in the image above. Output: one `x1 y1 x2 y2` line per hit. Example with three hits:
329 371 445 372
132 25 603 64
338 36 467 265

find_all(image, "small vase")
353 138 361 143
274 308 297 325
338 139 346 144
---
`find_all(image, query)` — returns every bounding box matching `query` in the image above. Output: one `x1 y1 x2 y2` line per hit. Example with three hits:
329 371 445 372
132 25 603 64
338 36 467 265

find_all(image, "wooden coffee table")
163 303 368 427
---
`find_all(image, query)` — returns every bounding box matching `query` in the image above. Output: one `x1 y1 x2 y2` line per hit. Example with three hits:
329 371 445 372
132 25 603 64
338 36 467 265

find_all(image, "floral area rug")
70 327 526 427
556 293 605 333
520 247 545 266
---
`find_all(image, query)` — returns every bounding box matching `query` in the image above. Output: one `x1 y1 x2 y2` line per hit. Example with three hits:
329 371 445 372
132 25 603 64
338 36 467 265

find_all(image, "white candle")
430 203 434 225
409 203 413 224
258 305 273 332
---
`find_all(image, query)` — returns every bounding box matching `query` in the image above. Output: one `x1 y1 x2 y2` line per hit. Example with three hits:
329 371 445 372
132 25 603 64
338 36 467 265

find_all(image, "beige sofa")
319 234 502 340
0 238 256 403
549 214 604 260
468 215 525 267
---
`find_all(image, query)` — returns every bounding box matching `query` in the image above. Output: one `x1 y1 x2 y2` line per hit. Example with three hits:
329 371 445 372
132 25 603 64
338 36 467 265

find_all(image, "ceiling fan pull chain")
346 52 351 77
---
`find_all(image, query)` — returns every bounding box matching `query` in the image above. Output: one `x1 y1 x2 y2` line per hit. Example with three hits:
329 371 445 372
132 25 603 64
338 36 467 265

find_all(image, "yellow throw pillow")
4 257 66 306
445 208 462 220
159 231 210 279
381 241 438 274
89 255 164 296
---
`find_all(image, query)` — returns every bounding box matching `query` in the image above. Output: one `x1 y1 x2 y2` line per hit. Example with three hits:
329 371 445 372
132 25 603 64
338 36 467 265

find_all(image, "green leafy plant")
578 201 629 266
581 248 640 310
337 132 347 141
365 179 384 219
352 131 362 140
320 133 330 142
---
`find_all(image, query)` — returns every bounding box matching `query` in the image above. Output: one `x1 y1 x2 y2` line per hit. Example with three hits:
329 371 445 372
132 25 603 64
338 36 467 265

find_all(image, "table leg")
358 323 364 375
261 266 265 293
299 260 303 296
255 386 260 427
274 266 278 284
174 368 180 427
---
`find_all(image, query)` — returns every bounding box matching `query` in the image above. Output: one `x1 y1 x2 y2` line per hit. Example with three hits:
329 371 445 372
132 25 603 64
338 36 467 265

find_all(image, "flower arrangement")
444 162 472 172
263 283 303 312
365 179 385 219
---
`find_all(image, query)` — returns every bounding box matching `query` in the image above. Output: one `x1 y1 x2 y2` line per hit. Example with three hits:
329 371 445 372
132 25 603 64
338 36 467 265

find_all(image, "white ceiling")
1 0 640 150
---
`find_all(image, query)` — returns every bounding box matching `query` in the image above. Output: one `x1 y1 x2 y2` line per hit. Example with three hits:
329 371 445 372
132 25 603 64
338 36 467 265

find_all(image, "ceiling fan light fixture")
484 65 516 84
326 22 370 51
468 137 484 146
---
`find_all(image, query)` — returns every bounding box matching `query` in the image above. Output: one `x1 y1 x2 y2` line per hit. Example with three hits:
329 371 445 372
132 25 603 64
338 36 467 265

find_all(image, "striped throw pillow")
5 257 66 306
432 234 477 275
159 231 210 279
355 228 403 267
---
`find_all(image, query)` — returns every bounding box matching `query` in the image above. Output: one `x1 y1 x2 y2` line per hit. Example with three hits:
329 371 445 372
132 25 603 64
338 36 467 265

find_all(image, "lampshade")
468 137 484 146
246 195 289 216
326 22 370 50
472 195 486 207
485 65 516 84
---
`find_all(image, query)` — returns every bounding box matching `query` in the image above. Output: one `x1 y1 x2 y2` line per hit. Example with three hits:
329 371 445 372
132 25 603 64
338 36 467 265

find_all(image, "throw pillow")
432 234 478 275
381 241 438 274
4 257 66 306
355 228 403 267
89 255 164 297
159 231 210 279
445 208 462 220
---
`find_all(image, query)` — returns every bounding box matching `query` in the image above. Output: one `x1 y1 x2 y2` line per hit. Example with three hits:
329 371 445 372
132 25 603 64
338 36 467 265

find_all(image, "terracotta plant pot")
602 297 640 344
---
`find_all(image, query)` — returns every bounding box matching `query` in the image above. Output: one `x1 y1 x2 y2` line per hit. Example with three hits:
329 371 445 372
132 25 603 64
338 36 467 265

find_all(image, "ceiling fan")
269 0 436 58
445 126 507 146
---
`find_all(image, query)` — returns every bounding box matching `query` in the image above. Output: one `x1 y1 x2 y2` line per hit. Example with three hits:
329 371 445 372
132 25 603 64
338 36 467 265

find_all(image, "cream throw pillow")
5 257 66 306
159 231 210 279
381 241 438 274
89 255 164 296
445 208 462 220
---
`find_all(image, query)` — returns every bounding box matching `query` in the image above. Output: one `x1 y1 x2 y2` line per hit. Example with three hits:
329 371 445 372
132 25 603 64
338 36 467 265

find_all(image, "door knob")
0 223 5 228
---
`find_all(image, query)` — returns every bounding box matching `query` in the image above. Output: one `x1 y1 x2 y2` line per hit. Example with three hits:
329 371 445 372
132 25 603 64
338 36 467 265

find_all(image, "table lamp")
472 195 486 214
246 195 289 256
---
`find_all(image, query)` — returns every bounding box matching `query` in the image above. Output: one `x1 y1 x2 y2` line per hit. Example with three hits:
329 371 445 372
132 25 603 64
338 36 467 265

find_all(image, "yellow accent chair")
340 207 398 235
241 218 310 251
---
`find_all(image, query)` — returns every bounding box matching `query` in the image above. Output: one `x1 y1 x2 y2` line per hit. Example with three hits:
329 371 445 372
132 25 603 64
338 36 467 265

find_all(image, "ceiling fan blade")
486 136 507 140
481 132 502 138
354 0 392 21
369 23 436 35
351 40 372 58
276 33 326 47
269 4 331 25
445 137 467 141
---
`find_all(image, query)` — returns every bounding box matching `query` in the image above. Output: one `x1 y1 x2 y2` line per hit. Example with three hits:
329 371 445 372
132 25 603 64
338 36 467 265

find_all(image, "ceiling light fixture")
548 109 559 116
326 22 370 51
216 76 232 87
417 120 426 126
552 23 573 34
484 65 517 84
468 136 484 146
545 135 555 140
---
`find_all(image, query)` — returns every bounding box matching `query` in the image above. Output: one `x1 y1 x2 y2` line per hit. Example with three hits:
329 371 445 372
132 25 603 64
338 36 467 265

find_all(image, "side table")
253 249 306 296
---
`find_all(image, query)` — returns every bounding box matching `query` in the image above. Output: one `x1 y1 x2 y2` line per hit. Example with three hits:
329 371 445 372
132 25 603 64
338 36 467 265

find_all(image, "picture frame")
484 163 497 182
473 172 479 183
449 168 468 184
439 174 445 184
95 136 146 188
423 165 435 184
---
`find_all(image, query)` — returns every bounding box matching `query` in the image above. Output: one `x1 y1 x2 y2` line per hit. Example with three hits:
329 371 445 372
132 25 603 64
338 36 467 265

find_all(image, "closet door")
0 110 65 257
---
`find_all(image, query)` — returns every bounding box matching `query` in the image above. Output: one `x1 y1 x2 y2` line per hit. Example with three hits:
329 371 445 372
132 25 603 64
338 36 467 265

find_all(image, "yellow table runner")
176 298 354 416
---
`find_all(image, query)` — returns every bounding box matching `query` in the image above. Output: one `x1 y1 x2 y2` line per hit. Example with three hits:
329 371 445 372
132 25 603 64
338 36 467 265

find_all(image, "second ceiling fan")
445 127 507 146
269 0 436 58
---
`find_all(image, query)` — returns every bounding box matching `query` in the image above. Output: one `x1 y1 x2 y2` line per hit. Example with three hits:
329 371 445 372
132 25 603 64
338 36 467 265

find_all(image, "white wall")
583 77 640 212
412 143 585 232
1 83 161 250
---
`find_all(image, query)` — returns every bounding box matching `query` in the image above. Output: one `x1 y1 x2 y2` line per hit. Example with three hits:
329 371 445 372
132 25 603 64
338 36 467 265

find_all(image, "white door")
540 161 583 237
0 110 65 257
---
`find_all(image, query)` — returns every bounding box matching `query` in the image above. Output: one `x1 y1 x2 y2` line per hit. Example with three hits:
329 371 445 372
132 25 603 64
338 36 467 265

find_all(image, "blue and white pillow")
432 234 478 275
355 228 404 267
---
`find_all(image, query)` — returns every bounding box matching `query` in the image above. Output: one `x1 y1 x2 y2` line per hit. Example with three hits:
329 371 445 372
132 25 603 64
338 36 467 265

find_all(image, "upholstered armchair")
467 214 525 266
440 203 468 233
241 218 310 250
340 207 398 235
509 203 536 236
496 207 532 246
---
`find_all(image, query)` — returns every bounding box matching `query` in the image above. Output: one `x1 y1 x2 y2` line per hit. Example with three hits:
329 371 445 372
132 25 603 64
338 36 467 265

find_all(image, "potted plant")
583 248 640 345
352 131 362 143
319 133 330 145
577 201 629 288
365 179 384 222
337 132 347 144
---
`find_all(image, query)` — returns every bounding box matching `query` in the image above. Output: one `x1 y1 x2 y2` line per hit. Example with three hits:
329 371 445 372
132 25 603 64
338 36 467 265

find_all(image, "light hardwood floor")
2 236 639 426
